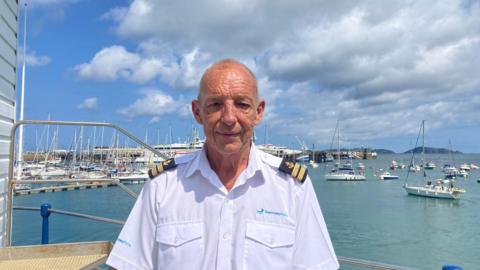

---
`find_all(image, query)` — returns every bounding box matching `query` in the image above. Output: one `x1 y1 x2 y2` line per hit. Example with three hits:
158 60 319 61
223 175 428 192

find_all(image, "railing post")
40 203 51 244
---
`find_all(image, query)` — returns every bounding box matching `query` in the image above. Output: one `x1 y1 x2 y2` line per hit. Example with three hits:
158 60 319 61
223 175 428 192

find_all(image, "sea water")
11 154 480 269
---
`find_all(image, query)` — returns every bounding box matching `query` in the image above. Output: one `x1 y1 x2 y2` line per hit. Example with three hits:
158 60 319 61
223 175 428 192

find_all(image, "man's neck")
206 143 251 191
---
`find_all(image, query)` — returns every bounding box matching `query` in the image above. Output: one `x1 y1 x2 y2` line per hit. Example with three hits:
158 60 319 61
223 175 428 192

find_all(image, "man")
106 59 339 270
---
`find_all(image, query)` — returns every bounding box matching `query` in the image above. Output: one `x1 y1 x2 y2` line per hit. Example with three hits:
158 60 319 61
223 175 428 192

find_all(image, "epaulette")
148 158 177 179
278 158 308 183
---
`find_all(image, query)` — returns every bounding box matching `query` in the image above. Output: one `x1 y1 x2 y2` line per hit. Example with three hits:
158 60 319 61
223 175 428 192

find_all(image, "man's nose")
221 103 237 125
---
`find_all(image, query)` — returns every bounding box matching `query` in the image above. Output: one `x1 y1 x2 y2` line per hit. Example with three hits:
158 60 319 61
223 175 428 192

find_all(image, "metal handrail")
6 120 165 246
11 207 416 270
13 206 125 225
337 256 414 270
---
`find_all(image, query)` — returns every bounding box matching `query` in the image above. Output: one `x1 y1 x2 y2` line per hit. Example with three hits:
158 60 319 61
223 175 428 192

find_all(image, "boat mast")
337 122 340 164
422 120 425 182
100 125 104 165
16 3 28 179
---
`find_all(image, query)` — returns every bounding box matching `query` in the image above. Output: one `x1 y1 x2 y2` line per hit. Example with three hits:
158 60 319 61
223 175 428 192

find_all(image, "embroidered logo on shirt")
256 208 288 217
117 238 132 247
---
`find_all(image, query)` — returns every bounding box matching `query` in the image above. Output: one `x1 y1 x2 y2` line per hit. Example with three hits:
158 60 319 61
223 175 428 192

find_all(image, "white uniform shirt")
106 145 339 270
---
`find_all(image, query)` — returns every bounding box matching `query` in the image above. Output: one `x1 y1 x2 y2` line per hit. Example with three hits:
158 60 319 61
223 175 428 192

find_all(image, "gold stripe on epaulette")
292 163 300 178
157 164 164 174
297 166 306 181
278 158 307 184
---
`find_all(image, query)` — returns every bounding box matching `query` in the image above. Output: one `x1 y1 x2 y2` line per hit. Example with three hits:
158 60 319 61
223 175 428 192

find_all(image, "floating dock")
14 178 147 196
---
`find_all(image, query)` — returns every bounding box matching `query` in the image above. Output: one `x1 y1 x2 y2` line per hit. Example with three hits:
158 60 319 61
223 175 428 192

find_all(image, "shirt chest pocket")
155 221 204 269
244 221 296 270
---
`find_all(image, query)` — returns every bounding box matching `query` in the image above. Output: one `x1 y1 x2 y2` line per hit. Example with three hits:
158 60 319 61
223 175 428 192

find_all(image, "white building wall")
0 0 18 247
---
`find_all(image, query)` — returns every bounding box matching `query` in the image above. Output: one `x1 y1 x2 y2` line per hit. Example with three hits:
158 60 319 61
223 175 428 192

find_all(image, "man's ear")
254 99 266 125
192 100 204 124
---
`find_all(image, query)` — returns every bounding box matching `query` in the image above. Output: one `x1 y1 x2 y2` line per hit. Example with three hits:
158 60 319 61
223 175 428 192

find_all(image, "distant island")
372 149 395 154
403 147 462 154
319 147 462 154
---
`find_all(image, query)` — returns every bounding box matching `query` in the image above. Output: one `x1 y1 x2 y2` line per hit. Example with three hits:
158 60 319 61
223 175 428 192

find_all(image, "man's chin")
212 142 247 156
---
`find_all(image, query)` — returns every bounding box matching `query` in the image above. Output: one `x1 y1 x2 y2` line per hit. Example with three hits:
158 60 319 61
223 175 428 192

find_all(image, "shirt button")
223 232 231 239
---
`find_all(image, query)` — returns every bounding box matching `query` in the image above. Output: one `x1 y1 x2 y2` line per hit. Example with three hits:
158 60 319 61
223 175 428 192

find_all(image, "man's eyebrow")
204 96 223 101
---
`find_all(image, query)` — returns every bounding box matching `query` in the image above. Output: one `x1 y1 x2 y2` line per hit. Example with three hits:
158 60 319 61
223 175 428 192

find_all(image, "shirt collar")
183 142 266 187
243 143 265 181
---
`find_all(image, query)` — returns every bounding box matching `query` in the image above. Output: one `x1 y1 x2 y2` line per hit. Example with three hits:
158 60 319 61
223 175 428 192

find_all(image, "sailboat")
403 120 465 199
325 122 365 181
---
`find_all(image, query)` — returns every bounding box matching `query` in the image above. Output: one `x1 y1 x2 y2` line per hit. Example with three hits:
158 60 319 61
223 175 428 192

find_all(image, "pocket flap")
246 221 295 248
156 221 203 246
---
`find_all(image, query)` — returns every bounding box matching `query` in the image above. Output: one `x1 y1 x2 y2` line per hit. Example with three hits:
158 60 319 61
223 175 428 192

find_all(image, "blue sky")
17 0 480 153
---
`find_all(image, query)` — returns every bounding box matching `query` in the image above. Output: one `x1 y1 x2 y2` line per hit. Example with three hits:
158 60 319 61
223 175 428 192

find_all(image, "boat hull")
404 185 462 199
325 173 366 181
381 176 399 180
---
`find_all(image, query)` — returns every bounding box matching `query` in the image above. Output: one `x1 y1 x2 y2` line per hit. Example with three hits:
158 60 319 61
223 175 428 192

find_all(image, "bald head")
198 59 259 102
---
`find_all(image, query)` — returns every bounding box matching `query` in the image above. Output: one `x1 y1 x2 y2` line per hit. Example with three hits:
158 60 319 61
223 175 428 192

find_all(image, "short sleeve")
106 180 159 270
292 176 339 270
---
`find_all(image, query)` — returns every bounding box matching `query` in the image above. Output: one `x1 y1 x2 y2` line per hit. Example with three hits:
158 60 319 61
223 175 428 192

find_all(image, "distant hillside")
373 149 396 154
322 148 396 154
403 147 462 154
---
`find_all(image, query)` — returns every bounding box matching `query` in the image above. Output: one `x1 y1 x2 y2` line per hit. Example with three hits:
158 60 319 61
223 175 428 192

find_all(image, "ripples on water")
12 154 480 269
315 154 480 269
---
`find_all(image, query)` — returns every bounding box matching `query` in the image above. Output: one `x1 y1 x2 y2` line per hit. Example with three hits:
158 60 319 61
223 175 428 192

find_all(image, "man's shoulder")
147 151 198 179
258 151 308 184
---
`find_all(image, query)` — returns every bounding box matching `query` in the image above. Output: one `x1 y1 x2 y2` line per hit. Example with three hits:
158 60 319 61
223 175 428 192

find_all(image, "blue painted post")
442 265 463 270
40 203 51 244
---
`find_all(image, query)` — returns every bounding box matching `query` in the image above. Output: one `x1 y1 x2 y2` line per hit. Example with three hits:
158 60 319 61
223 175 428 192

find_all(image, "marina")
8 152 480 269
3 120 477 269
1 1 479 269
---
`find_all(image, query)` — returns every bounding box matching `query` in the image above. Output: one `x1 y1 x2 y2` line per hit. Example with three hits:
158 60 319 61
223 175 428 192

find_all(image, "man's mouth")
217 131 240 136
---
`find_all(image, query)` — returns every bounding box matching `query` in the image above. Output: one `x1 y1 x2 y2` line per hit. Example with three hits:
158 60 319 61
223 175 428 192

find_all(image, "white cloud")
18 50 51 67
77 97 98 110
74 45 209 89
117 89 191 122
88 0 480 150
74 46 141 81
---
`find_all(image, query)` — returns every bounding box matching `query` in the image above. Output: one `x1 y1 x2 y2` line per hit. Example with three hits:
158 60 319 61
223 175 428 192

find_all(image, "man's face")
192 66 265 156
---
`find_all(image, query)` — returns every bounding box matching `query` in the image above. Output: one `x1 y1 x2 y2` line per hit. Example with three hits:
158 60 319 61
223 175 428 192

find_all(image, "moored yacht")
404 179 465 199
325 163 366 181
403 121 465 200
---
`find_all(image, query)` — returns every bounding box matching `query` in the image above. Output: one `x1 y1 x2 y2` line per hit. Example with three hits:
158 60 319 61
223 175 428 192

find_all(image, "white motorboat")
456 169 468 178
459 163 471 171
424 161 436 170
357 162 366 171
114 172 149 184
409 164 421 172
443 164 458 174
14 183 32 191
389 160 398 170
469 163 479 170
379 171 399 180
308 160 319 168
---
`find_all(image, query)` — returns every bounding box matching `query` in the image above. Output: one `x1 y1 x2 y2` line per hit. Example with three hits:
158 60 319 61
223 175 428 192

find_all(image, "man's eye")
237 102 251 110
207 102 222 109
